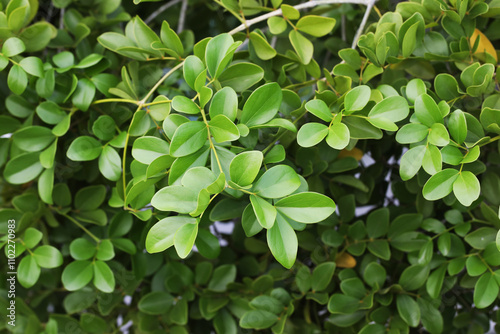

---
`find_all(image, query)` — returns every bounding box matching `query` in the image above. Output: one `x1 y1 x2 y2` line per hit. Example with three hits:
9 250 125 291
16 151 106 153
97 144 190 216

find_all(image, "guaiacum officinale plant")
1 0 500 333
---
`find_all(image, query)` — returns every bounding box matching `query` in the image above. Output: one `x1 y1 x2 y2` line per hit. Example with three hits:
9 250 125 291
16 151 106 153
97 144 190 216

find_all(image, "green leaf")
96 239 115 261
418 298 444 334
422 144 442 175
242 204 263 237
369 96 409 123
146 216 197 253
464 227 496 249
62 260 94 291
250 194 277 229
33 245 62 269
70 238 96 260
297 123 328 147
209 87 238 121
453 171 480 206
205 33 236 78
19 56 44 77
72 79 95 112
400 145 425 180
366 208 389 238
474 272 499 308
405 78 426 104
172 96 200 115
38 168 54 205
399 264 429 291
289 30 313 64
160 21 184 56
305 99 333 122
312 262 336 291
2 37 26 57
249 32 276 60
170 121 208 157
240 310 278 329
139 292 174 315
18 255 40 288
345 85 371 113
267 213 297 269
174 222 198 258
254 165 301 198
296 15 336 37
397 295 420 327
75 185 106 211
327 294 360 314
24 227 43 249
93 260 115 293
448 110 467 144
402 22 419 57
151 185 198 213
414 94 442 127
268 16 287 34
67 136 102 161
92 115 116 141
209 115 240 143
435 73 460 100
195 229 221 259
326 122 350 150
183 55 205 91
229 150 263 186
99 146 121 181
396 123 428 144
426 264 446 298
428 123 450 147
208 264 236 292
218 62 264 92
241 83 282 127
423 169 459 201
281 4 300 19
12 126 55 152
275 192 335 223
4 152 43 184
363 262 386 289
132 136 170 164
8 65 28 95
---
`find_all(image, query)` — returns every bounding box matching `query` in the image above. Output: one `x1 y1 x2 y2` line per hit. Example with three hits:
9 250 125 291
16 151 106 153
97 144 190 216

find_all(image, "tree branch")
351 0 376 49
177 0 189 33
144 0 182 25
228 0 376 35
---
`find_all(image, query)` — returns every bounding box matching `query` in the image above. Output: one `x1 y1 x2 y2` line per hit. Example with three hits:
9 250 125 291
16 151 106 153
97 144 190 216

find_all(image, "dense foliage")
2 0 500 333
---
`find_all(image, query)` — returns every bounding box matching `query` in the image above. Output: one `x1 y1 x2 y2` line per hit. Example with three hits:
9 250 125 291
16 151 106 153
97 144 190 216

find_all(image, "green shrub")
1 0 500 333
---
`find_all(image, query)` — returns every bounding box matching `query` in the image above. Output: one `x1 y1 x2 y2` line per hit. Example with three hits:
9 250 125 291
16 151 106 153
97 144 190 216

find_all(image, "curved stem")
227 0 376 35
55 210 101 243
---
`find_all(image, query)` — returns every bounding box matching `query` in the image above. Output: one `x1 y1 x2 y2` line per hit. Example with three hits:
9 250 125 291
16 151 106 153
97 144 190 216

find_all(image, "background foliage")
2 0 500 333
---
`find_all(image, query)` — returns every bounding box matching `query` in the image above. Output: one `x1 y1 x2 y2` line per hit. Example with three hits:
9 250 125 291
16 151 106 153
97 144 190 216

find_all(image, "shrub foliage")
1 0 500 333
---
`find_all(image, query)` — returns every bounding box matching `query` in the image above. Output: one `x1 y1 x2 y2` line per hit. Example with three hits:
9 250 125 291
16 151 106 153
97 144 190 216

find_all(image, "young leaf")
453 171 480 206
267 213 298 269
326 122 350 150
297 123 328 147
305 99 333 122
423 169 459 201
344 85 371 113
170 121 208 157
241 83 282 127
254 165 301 198
296 15 336 37
250 194 277 229
62 260 94 291
275 192 335 223
146 216 197 253
229 151 263 186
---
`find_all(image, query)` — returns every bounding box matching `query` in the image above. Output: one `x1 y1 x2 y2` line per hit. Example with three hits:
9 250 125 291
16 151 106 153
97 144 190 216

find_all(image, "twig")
177 0 189 33
228 0 375 35
144 0 182 25
351 0 376 49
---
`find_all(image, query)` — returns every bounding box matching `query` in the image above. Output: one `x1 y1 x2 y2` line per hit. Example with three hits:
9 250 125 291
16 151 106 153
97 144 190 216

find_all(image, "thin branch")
177 0 188 33
351 0 376 49
228 0 375 35
144 0 182 25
